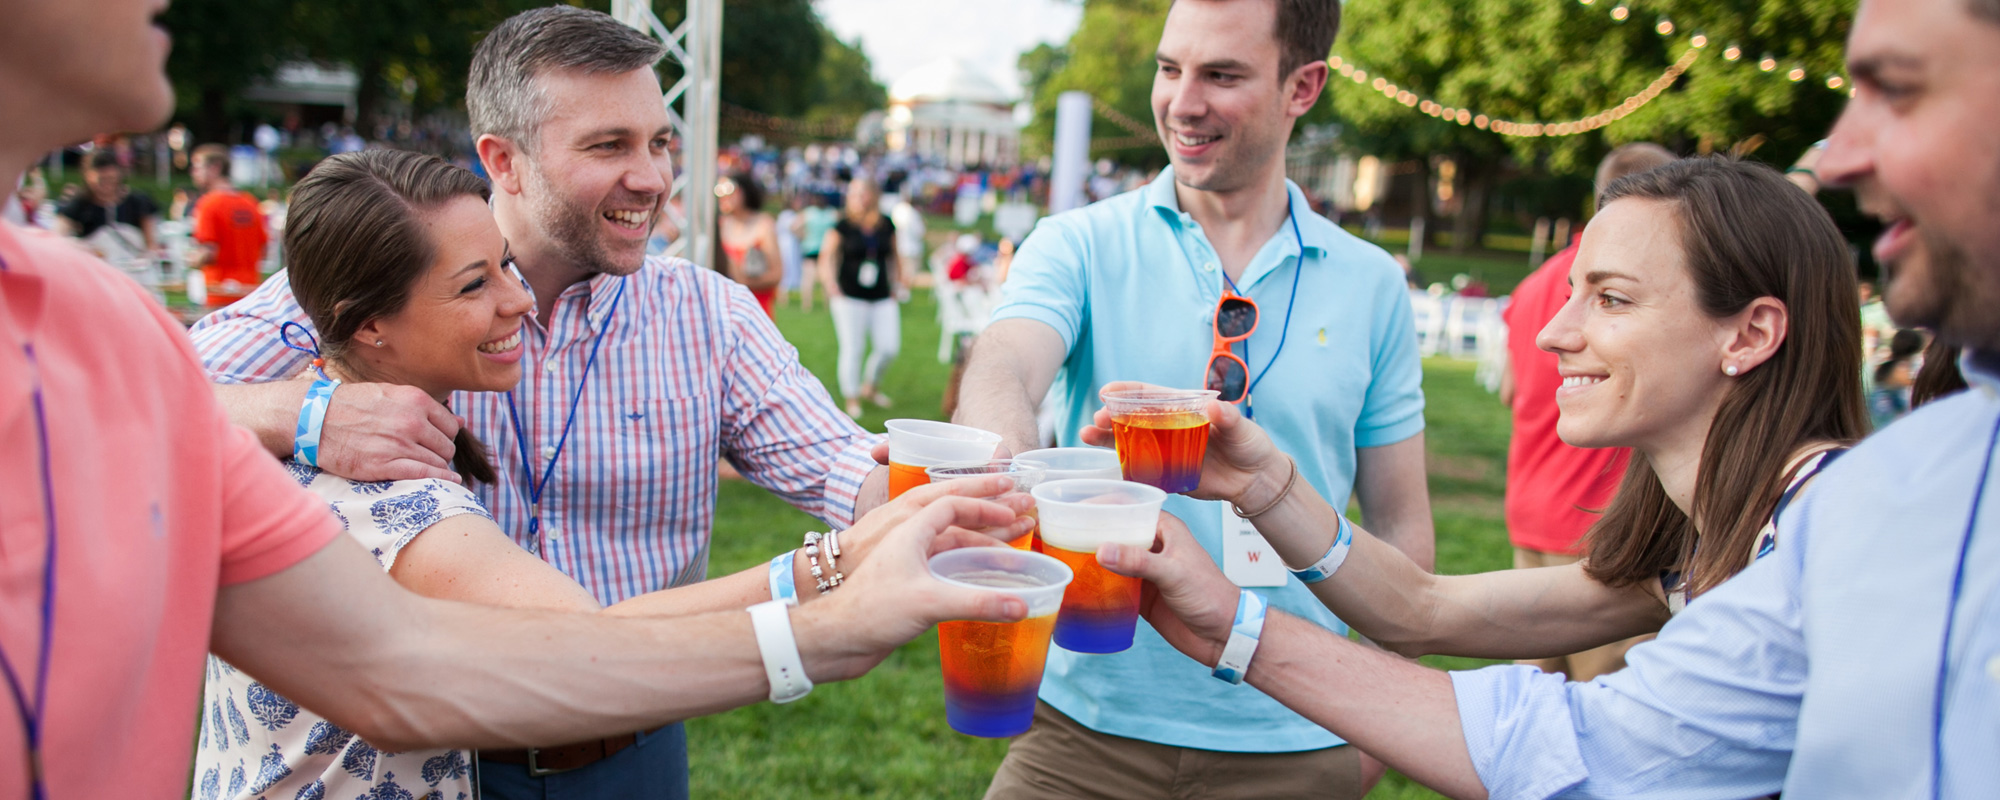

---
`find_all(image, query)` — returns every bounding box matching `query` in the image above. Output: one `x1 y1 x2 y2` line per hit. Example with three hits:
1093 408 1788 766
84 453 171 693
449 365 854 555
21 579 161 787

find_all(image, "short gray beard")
523 162 640 278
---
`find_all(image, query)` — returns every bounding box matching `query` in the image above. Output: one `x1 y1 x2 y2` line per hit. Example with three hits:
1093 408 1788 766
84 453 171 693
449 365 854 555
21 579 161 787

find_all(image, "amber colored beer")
1111 411 1210 493
888 461 931 499
1007 508 1039 552
1043 543 1143 653
939 612 1059 737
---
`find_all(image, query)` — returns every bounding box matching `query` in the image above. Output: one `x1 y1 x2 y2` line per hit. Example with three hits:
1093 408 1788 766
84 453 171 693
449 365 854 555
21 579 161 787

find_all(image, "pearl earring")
375 340 385 348
1725 364 1739 376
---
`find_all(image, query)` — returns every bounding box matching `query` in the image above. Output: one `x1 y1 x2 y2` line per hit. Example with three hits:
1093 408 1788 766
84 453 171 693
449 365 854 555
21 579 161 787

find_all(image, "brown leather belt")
481 733 638 777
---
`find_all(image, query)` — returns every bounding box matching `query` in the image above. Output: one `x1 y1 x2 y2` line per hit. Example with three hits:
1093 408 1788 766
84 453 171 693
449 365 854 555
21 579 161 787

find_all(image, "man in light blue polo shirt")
954 0 1433 795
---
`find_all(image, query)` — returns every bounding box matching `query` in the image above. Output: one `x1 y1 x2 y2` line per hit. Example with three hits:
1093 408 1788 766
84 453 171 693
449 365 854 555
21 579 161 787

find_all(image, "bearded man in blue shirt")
1094 0 2000 796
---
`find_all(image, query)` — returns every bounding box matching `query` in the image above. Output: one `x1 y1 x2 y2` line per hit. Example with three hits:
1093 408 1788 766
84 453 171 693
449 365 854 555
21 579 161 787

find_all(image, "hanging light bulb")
1611 4 1630 21
1787 65 1807 81
1759 54 1778 72
1329 56 1343 69
1723 44 1742 61
1690 31 1708 48
1655 16 1674 35
1579 0 1595 5
1826 75 1845 89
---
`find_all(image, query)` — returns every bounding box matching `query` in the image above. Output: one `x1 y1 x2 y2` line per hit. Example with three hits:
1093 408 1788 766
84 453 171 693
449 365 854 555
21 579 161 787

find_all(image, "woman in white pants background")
819 176 908 418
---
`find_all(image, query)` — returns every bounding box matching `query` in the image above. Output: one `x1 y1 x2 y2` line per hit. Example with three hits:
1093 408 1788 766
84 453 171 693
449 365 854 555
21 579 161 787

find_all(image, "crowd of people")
4 0 1998 799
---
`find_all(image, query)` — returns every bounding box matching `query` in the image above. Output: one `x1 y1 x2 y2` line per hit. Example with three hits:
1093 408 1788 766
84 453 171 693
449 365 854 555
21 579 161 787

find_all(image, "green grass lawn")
688 291 1514 798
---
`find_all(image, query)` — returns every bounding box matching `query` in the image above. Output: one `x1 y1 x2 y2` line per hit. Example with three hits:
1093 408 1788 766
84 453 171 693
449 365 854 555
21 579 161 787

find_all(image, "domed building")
884 57 1021 168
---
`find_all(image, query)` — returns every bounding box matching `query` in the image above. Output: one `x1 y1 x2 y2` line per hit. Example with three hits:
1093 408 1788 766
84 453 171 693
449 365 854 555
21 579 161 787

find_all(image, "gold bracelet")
1231 457 1299 518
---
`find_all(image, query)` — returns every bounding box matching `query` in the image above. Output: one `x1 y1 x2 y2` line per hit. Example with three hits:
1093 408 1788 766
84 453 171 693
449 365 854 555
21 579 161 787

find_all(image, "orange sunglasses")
1205 288 1259 403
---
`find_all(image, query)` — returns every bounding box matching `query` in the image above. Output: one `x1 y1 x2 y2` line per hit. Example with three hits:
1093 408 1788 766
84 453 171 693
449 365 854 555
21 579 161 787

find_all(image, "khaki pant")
1512 547 1654 681
984 701 1362 800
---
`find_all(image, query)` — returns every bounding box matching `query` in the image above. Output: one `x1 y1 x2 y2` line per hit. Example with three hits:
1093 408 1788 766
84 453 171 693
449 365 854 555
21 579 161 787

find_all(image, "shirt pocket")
606 396 719 539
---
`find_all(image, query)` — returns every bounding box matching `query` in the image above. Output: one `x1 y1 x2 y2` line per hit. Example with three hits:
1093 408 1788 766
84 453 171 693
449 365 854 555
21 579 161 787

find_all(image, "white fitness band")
748 600 813 703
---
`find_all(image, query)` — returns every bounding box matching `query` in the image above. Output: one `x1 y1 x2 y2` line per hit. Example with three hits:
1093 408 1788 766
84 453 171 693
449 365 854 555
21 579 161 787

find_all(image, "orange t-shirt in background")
0 221 341 799
192 188 268 306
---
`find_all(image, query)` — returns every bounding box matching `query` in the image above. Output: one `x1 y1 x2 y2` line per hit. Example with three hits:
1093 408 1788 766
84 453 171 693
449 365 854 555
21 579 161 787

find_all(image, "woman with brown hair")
193 150 1031 800
1084 156 1865 663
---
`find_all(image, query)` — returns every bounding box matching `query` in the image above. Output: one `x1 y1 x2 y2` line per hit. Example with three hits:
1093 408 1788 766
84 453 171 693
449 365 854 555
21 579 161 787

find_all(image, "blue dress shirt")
1451 349 2000 798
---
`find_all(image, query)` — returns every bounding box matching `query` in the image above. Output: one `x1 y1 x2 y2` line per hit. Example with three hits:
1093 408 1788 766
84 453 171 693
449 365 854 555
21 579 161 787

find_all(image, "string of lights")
1330 3 1849 139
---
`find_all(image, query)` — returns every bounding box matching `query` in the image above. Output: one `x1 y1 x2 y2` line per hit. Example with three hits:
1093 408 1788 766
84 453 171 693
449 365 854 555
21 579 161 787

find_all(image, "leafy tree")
1330 0 1852 248
806 29 888 121
162 0 296 142
1019 0 1170 166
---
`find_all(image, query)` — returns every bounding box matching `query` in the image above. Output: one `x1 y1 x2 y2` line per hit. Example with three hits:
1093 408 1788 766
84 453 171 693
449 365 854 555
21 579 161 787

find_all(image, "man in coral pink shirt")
1498 142 1673 681
0 5 1037 796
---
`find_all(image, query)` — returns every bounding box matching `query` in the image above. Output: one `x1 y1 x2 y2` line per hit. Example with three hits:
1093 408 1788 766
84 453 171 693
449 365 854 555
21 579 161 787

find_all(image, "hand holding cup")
1081 381 1291 509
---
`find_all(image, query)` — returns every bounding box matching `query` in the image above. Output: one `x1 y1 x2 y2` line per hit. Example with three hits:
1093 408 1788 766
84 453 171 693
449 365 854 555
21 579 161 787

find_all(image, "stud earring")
1725 364 1739 376
375 340 385 348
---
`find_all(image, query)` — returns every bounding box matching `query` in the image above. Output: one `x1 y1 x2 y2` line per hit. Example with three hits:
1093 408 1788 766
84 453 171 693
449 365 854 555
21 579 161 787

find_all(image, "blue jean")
477 723 688 800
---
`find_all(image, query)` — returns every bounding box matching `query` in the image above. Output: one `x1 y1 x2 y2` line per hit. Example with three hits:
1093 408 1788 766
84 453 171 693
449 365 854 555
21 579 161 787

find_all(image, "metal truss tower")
612 0 721 268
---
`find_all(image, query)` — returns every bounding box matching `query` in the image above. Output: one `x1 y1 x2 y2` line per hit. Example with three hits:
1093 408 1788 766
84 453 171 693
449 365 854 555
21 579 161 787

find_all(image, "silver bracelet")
803 532 843 594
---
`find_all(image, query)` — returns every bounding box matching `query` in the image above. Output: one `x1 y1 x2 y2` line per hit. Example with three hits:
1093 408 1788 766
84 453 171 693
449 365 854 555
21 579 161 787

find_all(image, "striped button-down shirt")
191 255 881 604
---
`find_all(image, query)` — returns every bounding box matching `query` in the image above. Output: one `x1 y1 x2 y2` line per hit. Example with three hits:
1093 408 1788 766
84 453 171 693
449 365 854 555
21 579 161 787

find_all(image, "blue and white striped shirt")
192 255 881 604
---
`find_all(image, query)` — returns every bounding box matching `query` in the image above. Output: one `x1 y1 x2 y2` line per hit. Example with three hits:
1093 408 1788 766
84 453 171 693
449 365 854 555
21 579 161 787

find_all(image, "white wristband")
1212 589 1268 685
1289 515 1353 584
748 600 813 703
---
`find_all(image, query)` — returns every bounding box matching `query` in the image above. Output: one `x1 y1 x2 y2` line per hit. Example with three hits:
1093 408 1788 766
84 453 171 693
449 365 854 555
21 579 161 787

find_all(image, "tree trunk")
352 54 385 138
198 87 231 145
1412 157 1436 251
1451 159 1494 255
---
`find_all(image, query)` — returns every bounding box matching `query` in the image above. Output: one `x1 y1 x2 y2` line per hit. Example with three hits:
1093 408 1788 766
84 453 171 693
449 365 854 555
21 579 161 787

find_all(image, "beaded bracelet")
293 375 339 467
803 532 844 594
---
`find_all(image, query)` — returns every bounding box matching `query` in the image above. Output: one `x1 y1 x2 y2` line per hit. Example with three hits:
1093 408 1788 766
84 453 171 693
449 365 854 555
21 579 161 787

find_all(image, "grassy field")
686 291 1514 799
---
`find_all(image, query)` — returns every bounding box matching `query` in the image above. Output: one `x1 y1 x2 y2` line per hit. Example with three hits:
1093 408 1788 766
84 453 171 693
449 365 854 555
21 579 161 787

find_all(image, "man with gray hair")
193 6 897 796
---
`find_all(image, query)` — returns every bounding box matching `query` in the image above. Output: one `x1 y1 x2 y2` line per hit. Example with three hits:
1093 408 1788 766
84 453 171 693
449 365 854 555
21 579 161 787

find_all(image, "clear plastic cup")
1015 447 1123 481
885 419 1004 500
1031 479 1168 654
928 548 1074 738
1098 388 1219 494
926 460 1049 551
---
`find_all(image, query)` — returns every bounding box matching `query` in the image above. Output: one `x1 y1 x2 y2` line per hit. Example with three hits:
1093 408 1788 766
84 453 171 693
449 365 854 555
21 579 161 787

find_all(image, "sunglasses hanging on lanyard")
1204 195 1306 420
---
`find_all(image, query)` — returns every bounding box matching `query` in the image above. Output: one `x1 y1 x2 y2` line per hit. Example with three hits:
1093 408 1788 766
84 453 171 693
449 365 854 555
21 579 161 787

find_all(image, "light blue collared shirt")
993 169 1425 751
1452 349 2000 798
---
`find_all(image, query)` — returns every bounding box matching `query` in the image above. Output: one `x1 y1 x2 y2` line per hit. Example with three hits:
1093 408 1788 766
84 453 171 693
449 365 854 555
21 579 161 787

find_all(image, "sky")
816 0 1084 99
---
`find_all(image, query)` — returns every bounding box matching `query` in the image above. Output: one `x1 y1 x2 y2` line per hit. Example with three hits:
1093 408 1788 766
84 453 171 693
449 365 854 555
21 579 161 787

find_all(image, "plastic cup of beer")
885 420 1004 500
1032 479 1167 654
1098 388 1219 494
927 459 1048 551
929 547 1073 738
1015 447 1124 481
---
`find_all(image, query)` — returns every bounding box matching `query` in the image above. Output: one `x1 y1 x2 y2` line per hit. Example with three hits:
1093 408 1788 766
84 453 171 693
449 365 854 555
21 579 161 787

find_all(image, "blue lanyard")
1931 406 2000 796
0 252 55 800
505 277 628 539
1216 194 1307 420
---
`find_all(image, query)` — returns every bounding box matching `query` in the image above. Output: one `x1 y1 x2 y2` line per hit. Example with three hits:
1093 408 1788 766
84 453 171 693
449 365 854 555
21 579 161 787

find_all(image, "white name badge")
857 260 880 288
1221 505 1289 587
